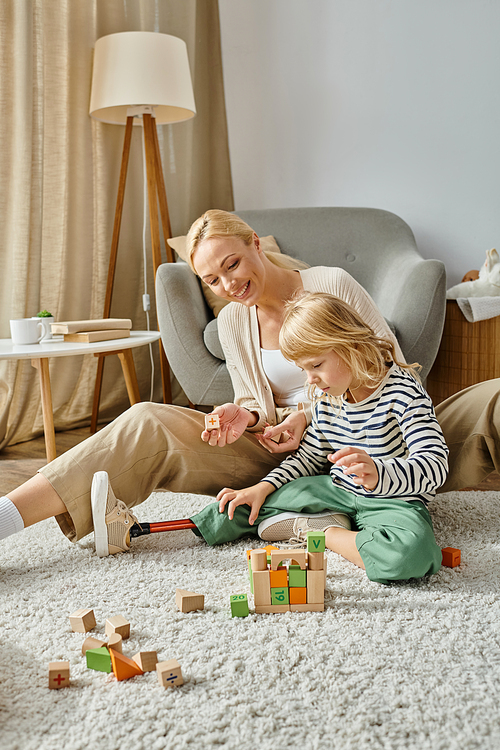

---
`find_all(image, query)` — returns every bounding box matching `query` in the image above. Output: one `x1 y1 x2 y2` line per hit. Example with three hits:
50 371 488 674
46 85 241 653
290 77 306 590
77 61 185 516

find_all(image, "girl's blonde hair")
279 291 420 399
185 209 308 273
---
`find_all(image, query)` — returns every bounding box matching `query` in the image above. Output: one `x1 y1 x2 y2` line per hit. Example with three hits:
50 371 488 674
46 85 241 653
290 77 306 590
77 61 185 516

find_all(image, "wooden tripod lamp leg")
143 113 172 405
90 117 134 434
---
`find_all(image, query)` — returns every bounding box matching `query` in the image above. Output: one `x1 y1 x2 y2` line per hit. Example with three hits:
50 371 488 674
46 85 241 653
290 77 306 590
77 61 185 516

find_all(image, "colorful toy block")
69 608 96 633
306 570 324 604
86 646 112 673
48 661 70 689
271 587 289 605
270 550 307 570
82 636 106 655
289 564 307 587
105 615 130 639
307 530 326 553
107 633 123 653
269 566 288 588
252 569 271 606
157 659 184 688
110 648 144 681
230 593 249 617
289 586 307 605
442 547 461 567
133 651 158 672
205 413 220 431
175 588 205 613
250 549 268 571
308 551 325 570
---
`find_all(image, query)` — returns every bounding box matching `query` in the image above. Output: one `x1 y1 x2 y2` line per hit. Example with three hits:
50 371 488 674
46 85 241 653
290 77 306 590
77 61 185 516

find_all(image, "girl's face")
192 233 265 306
295 349 354 398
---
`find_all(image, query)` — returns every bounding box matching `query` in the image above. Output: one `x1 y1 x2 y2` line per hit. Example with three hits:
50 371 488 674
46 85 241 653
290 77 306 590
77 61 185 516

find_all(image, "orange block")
264 545 279 554
110 648 144 681
269 566 288 588
442 547 461 568
289 587 307 605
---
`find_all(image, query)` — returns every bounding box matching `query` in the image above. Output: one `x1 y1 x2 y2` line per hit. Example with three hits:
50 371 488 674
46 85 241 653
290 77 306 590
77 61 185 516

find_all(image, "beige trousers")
40 378 500 542
40 403 284 542
436 378 500 492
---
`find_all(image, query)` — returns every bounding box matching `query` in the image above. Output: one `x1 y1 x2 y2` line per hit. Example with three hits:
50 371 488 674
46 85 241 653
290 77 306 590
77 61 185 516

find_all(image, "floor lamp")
89 31 196 432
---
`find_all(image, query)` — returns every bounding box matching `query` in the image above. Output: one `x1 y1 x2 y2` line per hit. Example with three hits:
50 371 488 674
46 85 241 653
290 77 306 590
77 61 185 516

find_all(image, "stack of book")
51 319 133 343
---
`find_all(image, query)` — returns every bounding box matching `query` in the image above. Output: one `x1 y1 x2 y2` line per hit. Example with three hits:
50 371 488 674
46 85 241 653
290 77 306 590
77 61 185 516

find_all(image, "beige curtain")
0 0 233 449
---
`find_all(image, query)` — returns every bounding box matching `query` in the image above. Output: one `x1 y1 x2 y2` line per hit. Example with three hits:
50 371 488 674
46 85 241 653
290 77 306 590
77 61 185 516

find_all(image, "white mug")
31 315 54 341
10 318 50 345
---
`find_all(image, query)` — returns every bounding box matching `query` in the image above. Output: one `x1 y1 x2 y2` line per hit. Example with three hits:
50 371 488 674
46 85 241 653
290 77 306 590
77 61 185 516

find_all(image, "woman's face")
192 233 266 306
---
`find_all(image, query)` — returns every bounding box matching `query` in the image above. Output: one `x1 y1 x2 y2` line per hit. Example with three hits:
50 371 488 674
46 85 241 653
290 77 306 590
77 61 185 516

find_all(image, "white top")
0 330 161 360
260 348 307 407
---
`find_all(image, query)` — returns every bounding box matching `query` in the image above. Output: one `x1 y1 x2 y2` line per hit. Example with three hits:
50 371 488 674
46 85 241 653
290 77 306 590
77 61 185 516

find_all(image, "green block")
230 594 249 617
289 564 307 588
271 587 289 605
307 530 325 553
86 646 112 673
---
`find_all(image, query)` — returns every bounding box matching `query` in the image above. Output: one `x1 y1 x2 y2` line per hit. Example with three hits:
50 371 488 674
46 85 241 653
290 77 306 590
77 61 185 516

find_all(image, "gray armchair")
156 207 446 406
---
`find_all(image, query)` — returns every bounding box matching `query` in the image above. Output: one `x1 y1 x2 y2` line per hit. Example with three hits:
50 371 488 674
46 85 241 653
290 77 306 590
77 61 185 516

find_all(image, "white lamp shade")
89 31 196 125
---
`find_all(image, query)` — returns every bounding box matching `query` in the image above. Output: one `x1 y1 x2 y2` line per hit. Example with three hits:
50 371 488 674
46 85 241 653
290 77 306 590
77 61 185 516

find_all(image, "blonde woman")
1 211 399 555
207 292 449 584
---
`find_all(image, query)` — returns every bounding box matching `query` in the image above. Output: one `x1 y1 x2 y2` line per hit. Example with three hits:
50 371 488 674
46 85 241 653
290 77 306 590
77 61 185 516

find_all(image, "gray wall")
219 0 500 287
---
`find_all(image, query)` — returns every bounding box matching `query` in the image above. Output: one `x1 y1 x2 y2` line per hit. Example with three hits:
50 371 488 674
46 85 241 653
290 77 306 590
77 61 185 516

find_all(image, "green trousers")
191 475 442 585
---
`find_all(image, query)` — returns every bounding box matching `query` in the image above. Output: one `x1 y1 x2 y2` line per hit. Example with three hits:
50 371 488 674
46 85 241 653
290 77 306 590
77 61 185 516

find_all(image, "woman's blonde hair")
279 291 420 399
185 209 308 273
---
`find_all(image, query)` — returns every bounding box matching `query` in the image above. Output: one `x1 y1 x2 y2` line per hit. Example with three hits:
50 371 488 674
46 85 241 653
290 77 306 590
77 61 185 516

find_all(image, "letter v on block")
307 531 325 553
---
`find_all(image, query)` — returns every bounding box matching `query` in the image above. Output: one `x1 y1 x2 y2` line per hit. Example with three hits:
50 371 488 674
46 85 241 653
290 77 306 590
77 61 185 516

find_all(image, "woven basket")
426 300 500 405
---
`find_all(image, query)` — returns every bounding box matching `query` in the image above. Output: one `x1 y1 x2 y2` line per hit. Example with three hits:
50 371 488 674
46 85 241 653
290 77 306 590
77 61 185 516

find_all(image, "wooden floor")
1 427 500 494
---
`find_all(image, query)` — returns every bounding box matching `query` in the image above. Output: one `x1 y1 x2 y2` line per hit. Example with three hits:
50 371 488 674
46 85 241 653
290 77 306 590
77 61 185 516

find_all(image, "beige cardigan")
217 266 405 432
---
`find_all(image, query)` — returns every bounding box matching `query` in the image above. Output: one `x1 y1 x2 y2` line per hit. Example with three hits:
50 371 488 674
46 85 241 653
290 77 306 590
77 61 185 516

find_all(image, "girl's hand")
328 446 379 491
217 482 274 524
201 403 253 447
255 410 307 454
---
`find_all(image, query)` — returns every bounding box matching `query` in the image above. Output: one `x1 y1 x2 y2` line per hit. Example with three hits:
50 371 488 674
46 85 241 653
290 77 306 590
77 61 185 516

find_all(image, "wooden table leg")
31 358 57 462
117 349 141 404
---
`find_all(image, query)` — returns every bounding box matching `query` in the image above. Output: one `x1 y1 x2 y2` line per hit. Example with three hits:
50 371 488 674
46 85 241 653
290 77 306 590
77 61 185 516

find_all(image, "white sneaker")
258 511 351 543
91 472 139 557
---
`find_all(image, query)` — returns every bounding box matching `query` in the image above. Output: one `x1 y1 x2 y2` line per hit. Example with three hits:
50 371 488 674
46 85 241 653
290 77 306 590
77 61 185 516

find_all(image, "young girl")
191 291 449 584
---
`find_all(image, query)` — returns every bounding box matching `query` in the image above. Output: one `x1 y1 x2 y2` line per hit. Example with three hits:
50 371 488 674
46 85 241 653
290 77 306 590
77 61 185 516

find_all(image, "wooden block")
442 547 461 567
307 551 325 571
69 608 96 633
110 648 144 681
86 647 112 673
230 593 249 617
307 530 326 553
107 633 123 653
175 589 205 613
290 603 324 612
82 636 106 655
269 567 288 588
157 659 184 688
289 586 307 604
289 565 307 587
271 587 289 605
307 570 324 604
252 569 271 606
48 661 70 689
248 559 254 593
255 604 290 613
250 549 268 571
105 615 130 639
133 651 158 672
270 549 307 570
264 545 279 554
205 413 220 430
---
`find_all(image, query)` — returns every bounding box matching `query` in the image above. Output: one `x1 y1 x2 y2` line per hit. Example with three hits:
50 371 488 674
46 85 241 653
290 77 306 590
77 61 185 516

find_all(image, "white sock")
0 496 25 540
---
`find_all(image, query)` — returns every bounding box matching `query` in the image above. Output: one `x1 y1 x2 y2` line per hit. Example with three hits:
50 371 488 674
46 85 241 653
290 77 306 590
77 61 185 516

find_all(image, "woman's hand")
217 482 275 524
255 410 308 454
201 403 253 447
328 446 379 491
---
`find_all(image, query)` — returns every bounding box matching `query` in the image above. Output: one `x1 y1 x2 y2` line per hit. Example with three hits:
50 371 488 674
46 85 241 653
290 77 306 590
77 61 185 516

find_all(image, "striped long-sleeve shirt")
262 365 449 506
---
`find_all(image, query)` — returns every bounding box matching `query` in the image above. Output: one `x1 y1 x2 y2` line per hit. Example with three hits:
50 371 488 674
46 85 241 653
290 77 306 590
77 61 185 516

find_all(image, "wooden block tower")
250 534 326 613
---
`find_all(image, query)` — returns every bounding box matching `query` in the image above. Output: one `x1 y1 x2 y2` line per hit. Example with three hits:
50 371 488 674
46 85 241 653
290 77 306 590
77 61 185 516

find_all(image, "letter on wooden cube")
157 659 184 688
307 531 326 553
48 661 70 689
442 547 461 567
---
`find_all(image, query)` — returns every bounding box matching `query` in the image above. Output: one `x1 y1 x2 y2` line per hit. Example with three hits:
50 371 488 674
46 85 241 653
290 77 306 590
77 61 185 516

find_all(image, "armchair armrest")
156 263 234 405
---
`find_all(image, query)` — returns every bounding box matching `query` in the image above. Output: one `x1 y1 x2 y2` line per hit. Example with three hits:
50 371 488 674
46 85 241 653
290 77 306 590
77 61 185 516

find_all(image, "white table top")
0 330 161 360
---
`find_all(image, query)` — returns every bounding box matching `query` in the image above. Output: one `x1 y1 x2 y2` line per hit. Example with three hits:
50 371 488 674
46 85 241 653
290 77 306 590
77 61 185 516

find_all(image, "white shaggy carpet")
1 489 500 750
